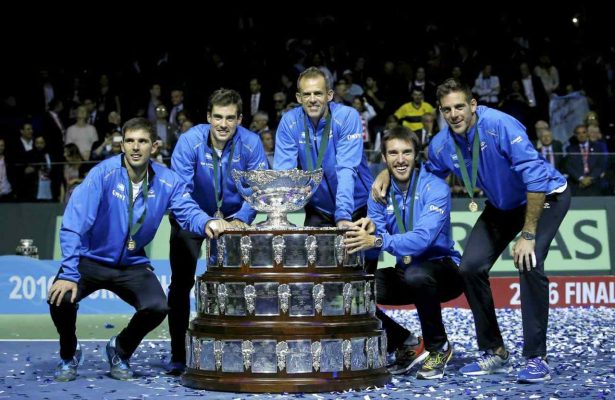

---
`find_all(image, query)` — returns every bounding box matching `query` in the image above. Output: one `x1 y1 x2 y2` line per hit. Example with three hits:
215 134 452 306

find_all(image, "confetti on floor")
0 308 613 399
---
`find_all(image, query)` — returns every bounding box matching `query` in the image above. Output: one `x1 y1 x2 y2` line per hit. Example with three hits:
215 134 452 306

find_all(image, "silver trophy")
16 239 38 259
232 168 323 227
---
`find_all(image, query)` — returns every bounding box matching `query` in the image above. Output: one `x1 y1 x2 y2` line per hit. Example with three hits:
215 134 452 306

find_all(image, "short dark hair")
122 117 155 141
297 66 331 91
435 78 473 106
381 126 421 156
207 88 243 116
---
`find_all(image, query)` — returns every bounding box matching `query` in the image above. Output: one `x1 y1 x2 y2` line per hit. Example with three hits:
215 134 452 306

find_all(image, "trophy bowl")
232 169 323 227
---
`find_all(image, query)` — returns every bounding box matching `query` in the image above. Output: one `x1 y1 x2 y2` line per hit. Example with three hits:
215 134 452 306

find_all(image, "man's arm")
334 108 364 223
233 134 269 224
272 115 298 170
170 130 198 190
57 168 104 283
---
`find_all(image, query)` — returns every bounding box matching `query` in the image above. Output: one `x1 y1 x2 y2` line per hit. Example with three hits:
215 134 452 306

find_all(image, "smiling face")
383 137 416 185
207 104 241 150
296 75 334 123
121 128 157 176
439 91 477 135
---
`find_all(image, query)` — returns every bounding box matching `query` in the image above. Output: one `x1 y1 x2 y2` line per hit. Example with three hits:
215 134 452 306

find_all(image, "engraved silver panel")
250 234 274 268
199 339 216 371
252 340 277 373
351 281 366 315
223 235 241 267
289 283 314 317
278 284 290 314
322 282 344 316
286 340 312 374
366 336 379 368
351 337 368 371
306 235 317 265
283 234 308 267
255 282 279 316
221 340 243 372
364 281 372 312
225 282 247 316
320 339 343 372
187 334 196 369
335 235 344 266
242 340 254 371
315 235 336 267
217 283 227 315
272 235 285 264
380 333 388 369
276 341 289 372
216 236 225 267
343 283 353 314
313 284 324 314
244 284 256 315
240 236 252 265
342 339 352 370
204 282 219 315
311 341 322 372
214 340 223 371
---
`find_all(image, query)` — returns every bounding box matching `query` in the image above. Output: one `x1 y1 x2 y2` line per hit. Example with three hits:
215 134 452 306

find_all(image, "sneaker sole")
389 351 429 375
518 374 552 383
460 366 511 376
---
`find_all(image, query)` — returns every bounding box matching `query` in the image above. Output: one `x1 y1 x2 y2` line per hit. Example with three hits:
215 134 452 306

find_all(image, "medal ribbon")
212 138 236 215
127 167 148 247
303 108 331 171
452 119 480 203
391 168 419 234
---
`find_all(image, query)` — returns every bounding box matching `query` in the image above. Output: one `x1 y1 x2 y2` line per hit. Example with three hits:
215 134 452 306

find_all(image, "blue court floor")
1 308 613 399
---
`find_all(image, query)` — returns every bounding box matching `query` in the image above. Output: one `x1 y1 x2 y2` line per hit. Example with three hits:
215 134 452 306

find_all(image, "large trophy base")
184 226 391 393
182 368 391 393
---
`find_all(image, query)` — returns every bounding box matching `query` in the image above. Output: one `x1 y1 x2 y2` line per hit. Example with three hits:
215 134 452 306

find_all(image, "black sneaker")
387 336 428 375
416 342 453 380
106 336 134 380
54 342 84 382
165 361 186 376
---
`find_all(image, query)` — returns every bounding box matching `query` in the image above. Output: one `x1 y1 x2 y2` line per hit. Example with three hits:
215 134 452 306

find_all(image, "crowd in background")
1 9 614 203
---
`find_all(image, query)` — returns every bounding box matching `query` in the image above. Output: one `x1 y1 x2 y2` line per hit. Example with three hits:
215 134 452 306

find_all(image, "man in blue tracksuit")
374 78 570 383
345 126 462 380
167 88 268 374
48 118 229 382
273 66 373 228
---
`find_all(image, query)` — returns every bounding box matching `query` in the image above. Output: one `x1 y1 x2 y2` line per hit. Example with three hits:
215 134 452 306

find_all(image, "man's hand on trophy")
352 217 376 234
336 220 353 229
229 219 249 229
344 225 375 254
205 219 232 239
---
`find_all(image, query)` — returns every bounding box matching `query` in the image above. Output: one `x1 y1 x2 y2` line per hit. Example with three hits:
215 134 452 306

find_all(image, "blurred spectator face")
0 139 5 155
540 130 553 146
415 67 426 81
108 111 121 125
77 105 89 121
422 114 434 132
177 111 188 125
411 90 424 105
249 79 261 94
575 126 589 142
535 120 549 138
180 120 193 133
385 115 399 130
83 99 96 113
111 134 123 154
351 97 363 112
585 112 599 127
150 84 161 98
451 66 462 80
155 105 168 119
21 124 34 140
588 126 602 142
34 136 46 151
260 130 274 152
520 63 531 78
365 77 377 90
170 90 183 106
273 93 287 110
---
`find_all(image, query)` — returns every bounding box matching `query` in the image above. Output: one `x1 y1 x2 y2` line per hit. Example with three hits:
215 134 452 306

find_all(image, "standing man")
273 66 373 228
345 126 462 379
167 88 268 375
48 118 229 382
372 78 570 383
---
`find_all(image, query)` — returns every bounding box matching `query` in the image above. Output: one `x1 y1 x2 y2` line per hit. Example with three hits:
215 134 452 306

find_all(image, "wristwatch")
521 231 536 240
373 235 383 248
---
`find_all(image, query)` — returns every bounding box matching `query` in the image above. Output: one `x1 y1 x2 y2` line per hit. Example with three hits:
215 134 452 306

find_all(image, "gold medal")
127 239 136 251
468 200 478 213
403 256 412 264
214 210 224 219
